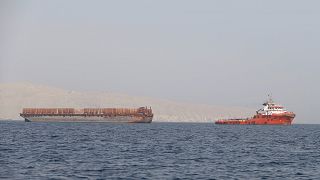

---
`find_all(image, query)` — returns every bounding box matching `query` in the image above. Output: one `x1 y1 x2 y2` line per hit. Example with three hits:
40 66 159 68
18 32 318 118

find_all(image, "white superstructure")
257 96 288 115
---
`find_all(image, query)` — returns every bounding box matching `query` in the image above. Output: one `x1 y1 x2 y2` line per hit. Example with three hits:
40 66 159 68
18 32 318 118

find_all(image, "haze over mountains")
0 82 253 122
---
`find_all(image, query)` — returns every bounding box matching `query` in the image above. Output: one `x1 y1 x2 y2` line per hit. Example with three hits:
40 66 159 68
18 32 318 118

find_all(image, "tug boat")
215 96 295 125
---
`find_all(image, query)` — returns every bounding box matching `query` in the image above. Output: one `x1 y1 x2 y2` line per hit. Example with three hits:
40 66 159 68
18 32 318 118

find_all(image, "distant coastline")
0 82 253 122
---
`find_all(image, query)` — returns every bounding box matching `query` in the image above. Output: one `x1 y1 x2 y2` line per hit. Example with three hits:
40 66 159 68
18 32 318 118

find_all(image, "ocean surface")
1 121 320 179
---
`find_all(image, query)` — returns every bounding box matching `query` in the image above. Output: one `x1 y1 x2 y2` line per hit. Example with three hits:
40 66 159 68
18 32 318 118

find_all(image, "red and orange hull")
215 113 295 125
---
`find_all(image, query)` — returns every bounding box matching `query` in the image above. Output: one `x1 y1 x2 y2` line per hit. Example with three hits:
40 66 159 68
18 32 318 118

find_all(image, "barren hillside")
0 82 253 122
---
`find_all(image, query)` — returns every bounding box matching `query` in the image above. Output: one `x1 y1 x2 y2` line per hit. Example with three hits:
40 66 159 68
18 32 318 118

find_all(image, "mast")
267 94 273 103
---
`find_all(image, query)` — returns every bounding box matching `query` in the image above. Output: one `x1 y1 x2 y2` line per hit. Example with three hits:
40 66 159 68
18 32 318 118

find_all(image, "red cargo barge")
215 96 295 125
20 107 153 123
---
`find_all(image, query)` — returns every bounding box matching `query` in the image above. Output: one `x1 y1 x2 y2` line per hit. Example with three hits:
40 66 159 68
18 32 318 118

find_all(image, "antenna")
267 93 273 103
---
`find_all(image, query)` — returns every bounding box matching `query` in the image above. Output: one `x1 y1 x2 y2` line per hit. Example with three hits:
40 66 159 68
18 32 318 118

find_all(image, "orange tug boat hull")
215 113 295 125
215 96 295 125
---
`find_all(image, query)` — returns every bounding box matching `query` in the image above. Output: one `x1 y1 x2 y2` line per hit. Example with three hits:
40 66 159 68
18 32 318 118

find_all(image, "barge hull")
21 107 153 123
24 115 152 123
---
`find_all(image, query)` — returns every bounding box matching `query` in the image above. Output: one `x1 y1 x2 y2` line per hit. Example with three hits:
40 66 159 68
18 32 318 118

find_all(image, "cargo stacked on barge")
215 96 295 125
20 107 153 123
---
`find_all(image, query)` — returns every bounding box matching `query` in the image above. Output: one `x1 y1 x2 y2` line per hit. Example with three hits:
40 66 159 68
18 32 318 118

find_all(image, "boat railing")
216 117 250 121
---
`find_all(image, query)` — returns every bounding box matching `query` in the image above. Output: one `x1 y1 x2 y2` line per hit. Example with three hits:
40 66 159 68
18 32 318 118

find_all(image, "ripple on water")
0 122 320 179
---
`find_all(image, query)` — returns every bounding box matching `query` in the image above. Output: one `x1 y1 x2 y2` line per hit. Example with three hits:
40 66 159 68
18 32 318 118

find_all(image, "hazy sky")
1 0 319 123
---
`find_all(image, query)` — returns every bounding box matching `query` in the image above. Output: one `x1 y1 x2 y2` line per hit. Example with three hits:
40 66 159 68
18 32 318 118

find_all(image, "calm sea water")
1 121 320 179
